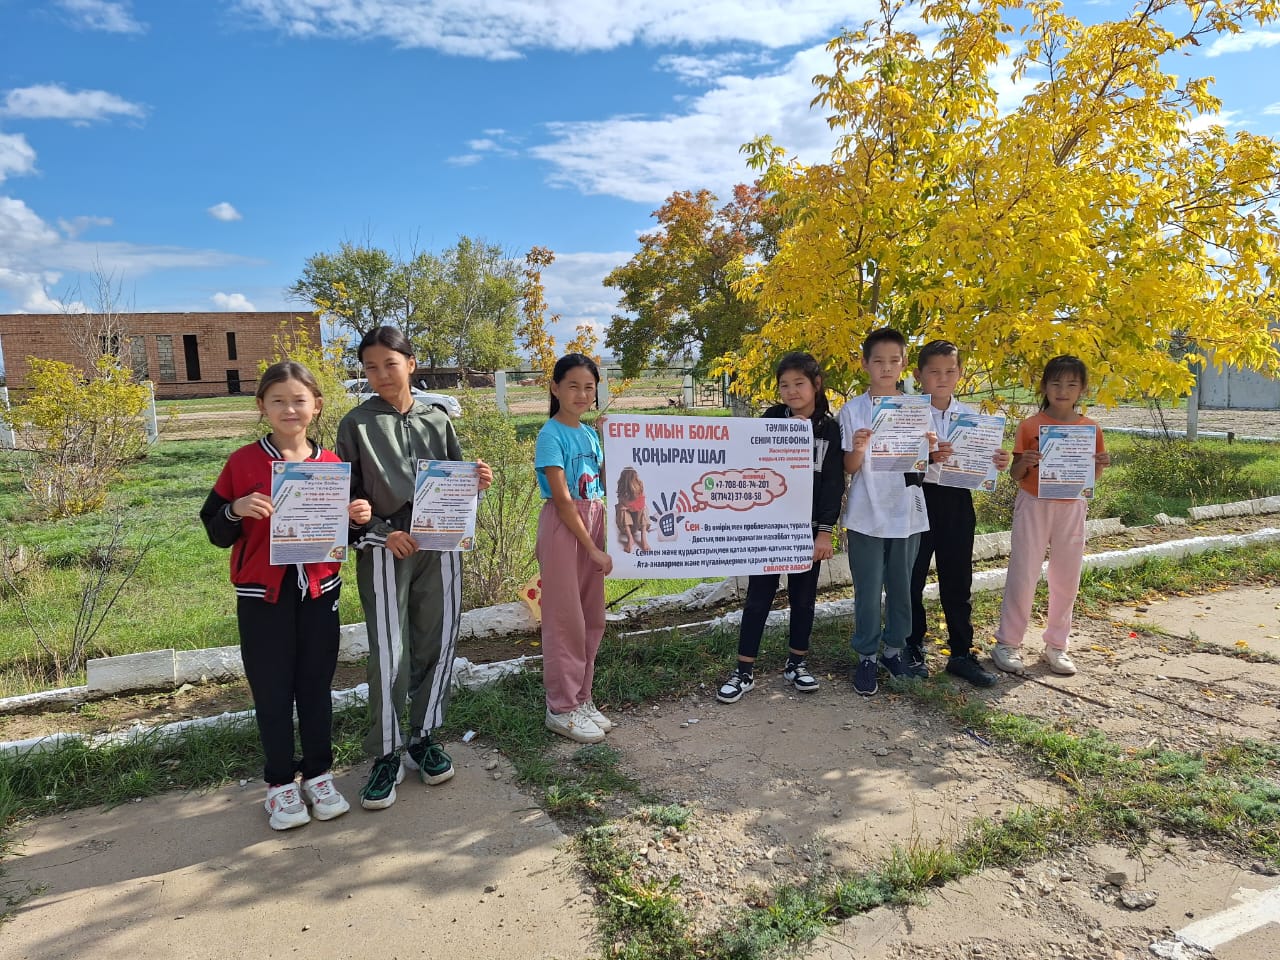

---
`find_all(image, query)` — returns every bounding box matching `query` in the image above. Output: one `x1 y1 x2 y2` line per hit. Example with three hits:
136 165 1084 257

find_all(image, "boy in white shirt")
906 341 1008 687
838 328 930 697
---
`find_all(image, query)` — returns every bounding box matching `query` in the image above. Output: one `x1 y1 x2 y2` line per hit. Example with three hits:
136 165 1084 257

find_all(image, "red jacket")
200 437 343 603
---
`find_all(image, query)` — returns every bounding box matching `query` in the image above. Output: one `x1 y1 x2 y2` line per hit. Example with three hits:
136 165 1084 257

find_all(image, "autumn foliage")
725 0 1280 405
605 184 777 377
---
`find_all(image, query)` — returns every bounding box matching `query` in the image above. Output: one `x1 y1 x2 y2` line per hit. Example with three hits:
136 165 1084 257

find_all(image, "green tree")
289 240 398 340
292 236 523 373
604 184 777 377
418 236 522 373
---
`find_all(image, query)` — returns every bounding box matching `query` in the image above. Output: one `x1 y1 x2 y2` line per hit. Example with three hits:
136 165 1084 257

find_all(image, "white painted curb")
0 656 542 757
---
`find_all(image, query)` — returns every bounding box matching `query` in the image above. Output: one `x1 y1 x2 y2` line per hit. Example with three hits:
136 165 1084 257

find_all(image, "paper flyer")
1037 424 1097 499
410 460 480 551
869 395 931 472
268 460 351 565
938 412 1006 491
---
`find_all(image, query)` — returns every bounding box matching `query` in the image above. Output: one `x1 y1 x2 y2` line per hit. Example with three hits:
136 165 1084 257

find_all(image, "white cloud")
449 129 519 166
990 55 1045 115
1206 31 1280 58
57 215 113 238
1263 102 1280 116
212 292 257 311
232 0 873 59
657 52 773 85
1182 110 1242 134
0 131 37 183
1 84 146 124
0 194 252 313
531 43 840 203
56 0 146 34
207 201 243 222
541 250 632 343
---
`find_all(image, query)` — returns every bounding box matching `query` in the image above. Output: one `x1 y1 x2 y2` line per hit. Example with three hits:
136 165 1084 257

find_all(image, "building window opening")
183 334 201 381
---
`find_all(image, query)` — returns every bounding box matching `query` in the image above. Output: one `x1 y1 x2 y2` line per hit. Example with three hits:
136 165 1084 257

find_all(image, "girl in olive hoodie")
335 326 492 811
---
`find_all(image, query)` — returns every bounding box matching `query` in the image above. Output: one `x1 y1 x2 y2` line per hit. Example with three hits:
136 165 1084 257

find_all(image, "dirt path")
805 839 1280 960
1 742 594 960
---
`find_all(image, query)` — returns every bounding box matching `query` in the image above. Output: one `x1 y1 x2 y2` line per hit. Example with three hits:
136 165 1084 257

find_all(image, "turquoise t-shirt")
535 419 604 500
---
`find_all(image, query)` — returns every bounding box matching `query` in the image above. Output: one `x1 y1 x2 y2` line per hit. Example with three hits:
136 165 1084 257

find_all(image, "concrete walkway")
2 743 594 960
1113 583 1280 658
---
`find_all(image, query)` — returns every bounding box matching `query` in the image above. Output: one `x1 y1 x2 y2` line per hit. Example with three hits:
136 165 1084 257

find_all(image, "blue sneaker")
879 651 910 680
853 658 878 697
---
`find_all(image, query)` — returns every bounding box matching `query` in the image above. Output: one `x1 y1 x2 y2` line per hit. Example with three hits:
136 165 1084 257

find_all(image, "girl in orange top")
991 356 1110 677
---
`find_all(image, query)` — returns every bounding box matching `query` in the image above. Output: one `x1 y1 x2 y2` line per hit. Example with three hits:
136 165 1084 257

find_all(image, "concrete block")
819 554 852 588
338 622 369 661
461 601 538 639
87 649 176 694
175 646 244 684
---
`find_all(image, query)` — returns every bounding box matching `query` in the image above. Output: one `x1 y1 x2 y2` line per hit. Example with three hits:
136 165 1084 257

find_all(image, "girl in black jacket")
717 352 846 703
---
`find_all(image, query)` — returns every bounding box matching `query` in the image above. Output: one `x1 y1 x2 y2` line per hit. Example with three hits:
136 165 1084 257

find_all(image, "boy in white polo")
838 328 930 697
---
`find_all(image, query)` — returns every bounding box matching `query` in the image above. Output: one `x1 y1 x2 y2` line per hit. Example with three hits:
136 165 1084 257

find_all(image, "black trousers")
237 575 341 785
908 483 976 657
736 561 822 661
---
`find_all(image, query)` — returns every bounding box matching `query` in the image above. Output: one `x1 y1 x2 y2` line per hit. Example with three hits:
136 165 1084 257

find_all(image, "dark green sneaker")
405 735 455 785
359 752 404 810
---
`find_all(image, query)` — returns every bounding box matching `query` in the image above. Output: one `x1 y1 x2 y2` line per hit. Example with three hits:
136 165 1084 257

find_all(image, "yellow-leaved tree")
729 0 1280 405
518 247 561 384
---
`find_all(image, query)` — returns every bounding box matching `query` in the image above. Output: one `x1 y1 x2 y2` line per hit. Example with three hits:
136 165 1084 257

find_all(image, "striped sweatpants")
356 546 462 758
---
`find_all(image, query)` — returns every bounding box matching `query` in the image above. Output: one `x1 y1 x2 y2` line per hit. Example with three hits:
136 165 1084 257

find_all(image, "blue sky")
1 0 1278 356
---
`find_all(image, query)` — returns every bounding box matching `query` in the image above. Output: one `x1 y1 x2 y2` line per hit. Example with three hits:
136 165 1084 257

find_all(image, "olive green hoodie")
335 395 463 549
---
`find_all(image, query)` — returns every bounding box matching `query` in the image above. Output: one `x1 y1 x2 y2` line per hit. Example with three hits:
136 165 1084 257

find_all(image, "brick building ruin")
0 312 320 399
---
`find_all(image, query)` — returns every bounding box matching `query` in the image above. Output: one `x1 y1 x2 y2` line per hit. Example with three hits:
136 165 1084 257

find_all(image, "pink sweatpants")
995 489 1087 651
536 499 606 714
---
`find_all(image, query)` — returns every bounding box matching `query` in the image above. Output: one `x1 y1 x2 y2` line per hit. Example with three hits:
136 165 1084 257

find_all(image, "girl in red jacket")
201 361 371 830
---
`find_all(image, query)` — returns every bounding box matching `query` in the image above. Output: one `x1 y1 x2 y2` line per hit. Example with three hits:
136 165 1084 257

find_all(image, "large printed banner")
602 415 814 578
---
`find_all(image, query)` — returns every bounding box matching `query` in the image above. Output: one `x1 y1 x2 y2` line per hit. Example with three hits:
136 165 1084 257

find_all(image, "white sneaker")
300 773 350 821
1041 647 1078 676
265 783 311 831
545 706 605 744
990 643 1026 675
582 700 613 733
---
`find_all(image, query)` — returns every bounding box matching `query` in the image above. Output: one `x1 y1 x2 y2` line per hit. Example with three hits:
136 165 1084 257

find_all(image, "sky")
1 0 1279 358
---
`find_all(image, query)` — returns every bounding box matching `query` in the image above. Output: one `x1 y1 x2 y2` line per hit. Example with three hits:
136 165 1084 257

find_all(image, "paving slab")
801 841 1280 960
1113 584 1280 658
1 743 594 960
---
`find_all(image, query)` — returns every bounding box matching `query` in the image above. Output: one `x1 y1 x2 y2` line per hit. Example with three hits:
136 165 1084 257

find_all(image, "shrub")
973 470 1018 530
2 356 150 517
1120 439 1253 503
455 391 539 607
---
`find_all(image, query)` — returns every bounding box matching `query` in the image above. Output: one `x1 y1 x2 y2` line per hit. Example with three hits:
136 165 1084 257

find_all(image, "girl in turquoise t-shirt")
534 353 613 744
